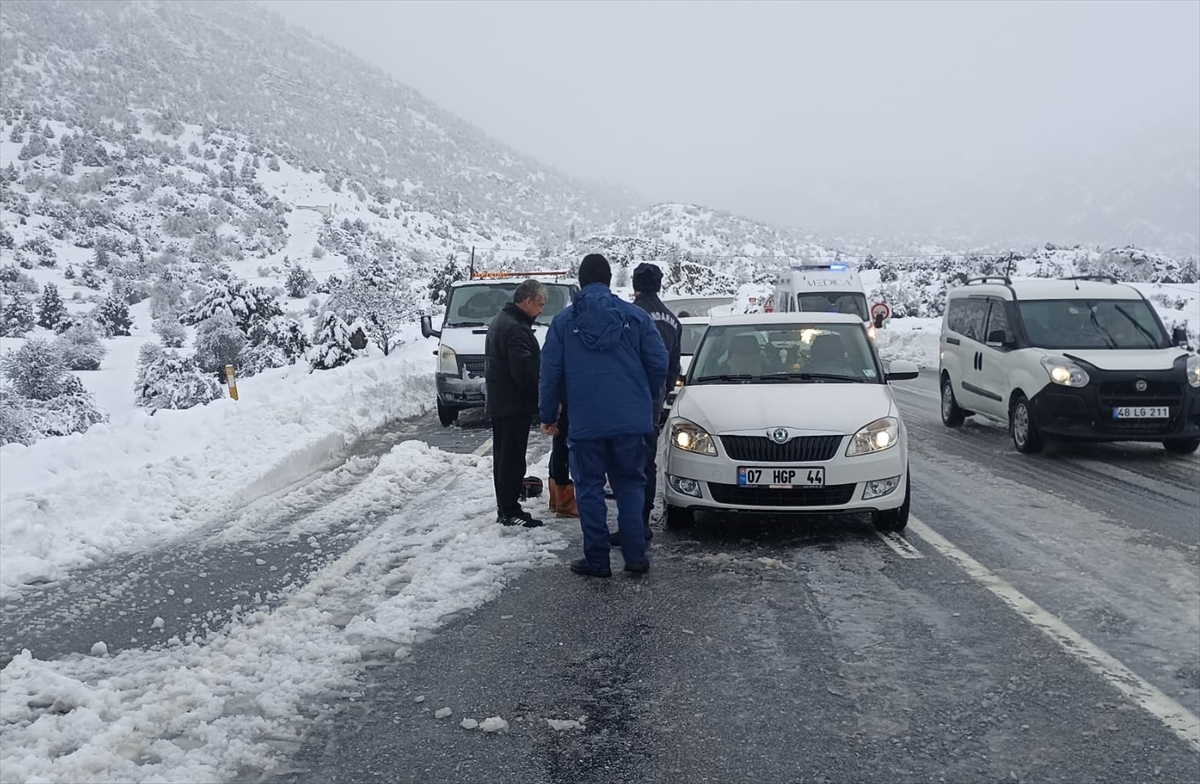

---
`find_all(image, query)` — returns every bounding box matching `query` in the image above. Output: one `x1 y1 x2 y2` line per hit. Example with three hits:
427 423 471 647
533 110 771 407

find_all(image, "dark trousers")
492 415 531 517
570 434 647 569
642 427 660 525
549 405 571 485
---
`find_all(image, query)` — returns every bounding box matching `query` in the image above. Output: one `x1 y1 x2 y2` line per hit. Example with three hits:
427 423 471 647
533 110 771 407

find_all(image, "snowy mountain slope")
0 0 639 239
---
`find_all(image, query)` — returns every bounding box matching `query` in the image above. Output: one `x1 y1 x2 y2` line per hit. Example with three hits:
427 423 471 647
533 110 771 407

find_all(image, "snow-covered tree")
153 319 187 348
284 260 316 299
95 294 132 337
134 343 223 412
309 311 357 370
427 254 466 307
248 314 311 363
1 292 36 337
1 339 71 400
0 379 108 446
80 260 103 289
330 257 422 355
37 283 67 331
184 276 282 333
54 323 107 370
193 313 246 375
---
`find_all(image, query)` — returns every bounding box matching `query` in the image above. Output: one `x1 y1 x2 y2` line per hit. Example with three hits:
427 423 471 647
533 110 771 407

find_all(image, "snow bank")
875 318 940 370
0 340 437 598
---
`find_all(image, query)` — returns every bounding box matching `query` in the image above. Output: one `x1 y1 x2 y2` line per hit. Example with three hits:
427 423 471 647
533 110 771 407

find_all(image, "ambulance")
767 262 878 339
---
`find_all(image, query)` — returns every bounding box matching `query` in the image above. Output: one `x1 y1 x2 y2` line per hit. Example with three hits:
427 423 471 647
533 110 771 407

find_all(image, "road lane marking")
876 529 924 558
908 515 1200 753
472 437 493 456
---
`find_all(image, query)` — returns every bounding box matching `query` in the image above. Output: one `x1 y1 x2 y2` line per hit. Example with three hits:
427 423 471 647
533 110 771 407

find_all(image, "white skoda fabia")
663 312 919 531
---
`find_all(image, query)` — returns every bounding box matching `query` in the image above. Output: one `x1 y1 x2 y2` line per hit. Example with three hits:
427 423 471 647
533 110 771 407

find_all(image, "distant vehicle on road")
661 294 736 318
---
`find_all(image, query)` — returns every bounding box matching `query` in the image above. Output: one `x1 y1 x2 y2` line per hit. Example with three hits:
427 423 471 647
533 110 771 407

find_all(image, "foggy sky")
263 0 1199 245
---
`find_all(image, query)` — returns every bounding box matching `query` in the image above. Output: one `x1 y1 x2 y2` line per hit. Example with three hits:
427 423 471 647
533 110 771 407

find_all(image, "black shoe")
569 558 612 578
623 561 650 574
499 510 543 528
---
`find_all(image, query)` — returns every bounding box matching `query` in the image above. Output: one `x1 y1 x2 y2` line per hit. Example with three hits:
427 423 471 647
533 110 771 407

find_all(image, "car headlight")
846 417 899 456
1040 356 1089 388
1188 355 1200 389
670 418 717 456
438 346 458 375
867 324 877 341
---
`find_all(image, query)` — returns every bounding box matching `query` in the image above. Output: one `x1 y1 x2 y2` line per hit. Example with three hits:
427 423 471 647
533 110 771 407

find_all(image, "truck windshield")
1017 299 1170 350
444 283 574 327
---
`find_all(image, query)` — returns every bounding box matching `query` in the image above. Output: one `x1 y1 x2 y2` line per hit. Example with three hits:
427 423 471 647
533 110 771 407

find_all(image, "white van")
769 262 877 338
939 275 1199 454
420 271 579 426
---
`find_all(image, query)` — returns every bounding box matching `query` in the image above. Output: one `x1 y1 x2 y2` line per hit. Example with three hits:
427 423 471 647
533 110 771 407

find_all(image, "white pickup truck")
420 271 579 426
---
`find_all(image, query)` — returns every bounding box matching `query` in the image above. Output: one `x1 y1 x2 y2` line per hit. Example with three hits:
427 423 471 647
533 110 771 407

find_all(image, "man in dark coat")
538 255 668 576
609 262 682 546
485 279 547 528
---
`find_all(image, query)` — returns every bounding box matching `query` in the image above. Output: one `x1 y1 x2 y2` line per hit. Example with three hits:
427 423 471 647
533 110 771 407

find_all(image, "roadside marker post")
225 364 239 400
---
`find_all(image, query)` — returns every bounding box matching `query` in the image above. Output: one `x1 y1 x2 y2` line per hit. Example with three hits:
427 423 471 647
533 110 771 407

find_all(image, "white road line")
875 529 924 558
908 515 1200 754
472 437 493 456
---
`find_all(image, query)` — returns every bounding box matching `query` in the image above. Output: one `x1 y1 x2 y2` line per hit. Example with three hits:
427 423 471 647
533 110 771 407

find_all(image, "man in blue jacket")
539 254 668 577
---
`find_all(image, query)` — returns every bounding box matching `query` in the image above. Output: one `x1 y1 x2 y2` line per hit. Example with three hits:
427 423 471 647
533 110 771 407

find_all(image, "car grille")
458 354 487 377
1096 379 1182 410
720 434 842 462
707 482 856 507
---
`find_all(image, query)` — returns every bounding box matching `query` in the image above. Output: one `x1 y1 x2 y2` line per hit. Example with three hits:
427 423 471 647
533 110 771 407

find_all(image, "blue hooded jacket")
539 283 669 440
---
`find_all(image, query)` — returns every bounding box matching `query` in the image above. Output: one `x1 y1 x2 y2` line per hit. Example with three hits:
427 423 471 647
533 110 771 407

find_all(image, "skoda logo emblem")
1135 379 1148 392
769 427 790 444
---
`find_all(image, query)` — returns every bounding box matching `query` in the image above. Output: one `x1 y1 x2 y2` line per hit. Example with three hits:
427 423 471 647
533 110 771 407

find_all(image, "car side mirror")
420 314 440 339
885 359 919 382
986 329 1011 349
1172 326 1189 348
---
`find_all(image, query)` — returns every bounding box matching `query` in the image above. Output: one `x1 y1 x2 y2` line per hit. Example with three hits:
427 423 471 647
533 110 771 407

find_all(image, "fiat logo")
769 427 790 444
1135 379 1148 392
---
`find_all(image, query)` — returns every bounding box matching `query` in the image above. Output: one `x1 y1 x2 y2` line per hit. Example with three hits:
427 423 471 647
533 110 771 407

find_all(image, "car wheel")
940 376 966 428
871 474 910 532
436 400 459 427
1163 438 1200 455
1010 394 1044 454
664 504 694 529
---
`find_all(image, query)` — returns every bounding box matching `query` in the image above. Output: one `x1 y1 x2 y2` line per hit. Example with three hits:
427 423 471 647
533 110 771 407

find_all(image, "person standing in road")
539 254 668 576
609 262 681 547
486 279 547 528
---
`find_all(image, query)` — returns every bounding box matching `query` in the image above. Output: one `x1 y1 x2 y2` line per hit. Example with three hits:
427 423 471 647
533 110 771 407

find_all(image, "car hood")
1060 348 1187 372
675 383 896 435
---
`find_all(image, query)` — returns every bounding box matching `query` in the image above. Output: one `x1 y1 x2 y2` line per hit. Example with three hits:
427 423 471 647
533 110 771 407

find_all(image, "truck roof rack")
964 275 1012 285
1063 274 1119 284
468 270 571 279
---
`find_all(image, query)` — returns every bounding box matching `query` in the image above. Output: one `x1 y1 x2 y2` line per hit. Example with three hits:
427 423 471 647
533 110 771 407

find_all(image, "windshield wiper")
1086 306 1118 349
447 321 489 328
694 374 755 384
1113 305 1161 348
759 372 868 383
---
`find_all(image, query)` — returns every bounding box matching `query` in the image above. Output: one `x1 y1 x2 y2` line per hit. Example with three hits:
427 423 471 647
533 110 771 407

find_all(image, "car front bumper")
1030 368 1200 442
664 437 908 515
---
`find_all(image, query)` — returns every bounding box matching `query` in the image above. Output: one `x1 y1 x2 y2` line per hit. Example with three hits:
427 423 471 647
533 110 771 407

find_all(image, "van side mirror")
420 315 440 339
885 359 919 382
986 329 1011 348
1172 326 1189 348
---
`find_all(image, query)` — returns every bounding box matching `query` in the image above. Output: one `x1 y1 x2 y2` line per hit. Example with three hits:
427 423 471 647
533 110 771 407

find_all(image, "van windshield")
793 292 869 321
444 283 574 327
1017 299 1169 350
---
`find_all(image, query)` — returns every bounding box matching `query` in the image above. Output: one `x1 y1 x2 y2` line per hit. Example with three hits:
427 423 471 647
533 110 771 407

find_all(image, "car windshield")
680 323 708 355
690 323 881 384
443 282 573 327
1017 299 1169 350
793 292 869 321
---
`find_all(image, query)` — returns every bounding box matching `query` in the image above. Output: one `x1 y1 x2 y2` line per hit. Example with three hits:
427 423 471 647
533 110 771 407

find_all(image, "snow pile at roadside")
0 442 568 784
875 318 940 370
0 339 438 598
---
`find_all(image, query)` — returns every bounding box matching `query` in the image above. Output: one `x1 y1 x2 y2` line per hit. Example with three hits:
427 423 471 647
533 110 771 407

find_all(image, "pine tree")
0 292 35 337
37 283 67 331
80 261 103 289
193 313 246 375
284 260 316 298
134 344 222 412
54 323 107 370
95 294 132 337
427 254 466 307
8 123 23 143
1 338 69 400
309 312 357 370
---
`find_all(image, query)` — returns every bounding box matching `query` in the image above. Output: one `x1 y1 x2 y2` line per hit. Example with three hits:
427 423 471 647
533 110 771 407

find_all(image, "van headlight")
670 419 717 456
846 417 899 456
1188 355 1200 388
1040 356 1089 388
438 346 459 375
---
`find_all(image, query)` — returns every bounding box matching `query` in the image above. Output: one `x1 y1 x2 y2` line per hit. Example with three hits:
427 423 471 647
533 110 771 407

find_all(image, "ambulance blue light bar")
791 262 850 271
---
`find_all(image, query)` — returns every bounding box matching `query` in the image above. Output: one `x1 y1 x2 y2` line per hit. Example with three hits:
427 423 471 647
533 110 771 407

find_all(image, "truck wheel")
1010 394 1045 454
437 400 459 427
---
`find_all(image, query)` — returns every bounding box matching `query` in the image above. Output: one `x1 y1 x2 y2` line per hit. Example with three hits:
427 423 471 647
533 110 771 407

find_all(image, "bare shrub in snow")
54 323 107 370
